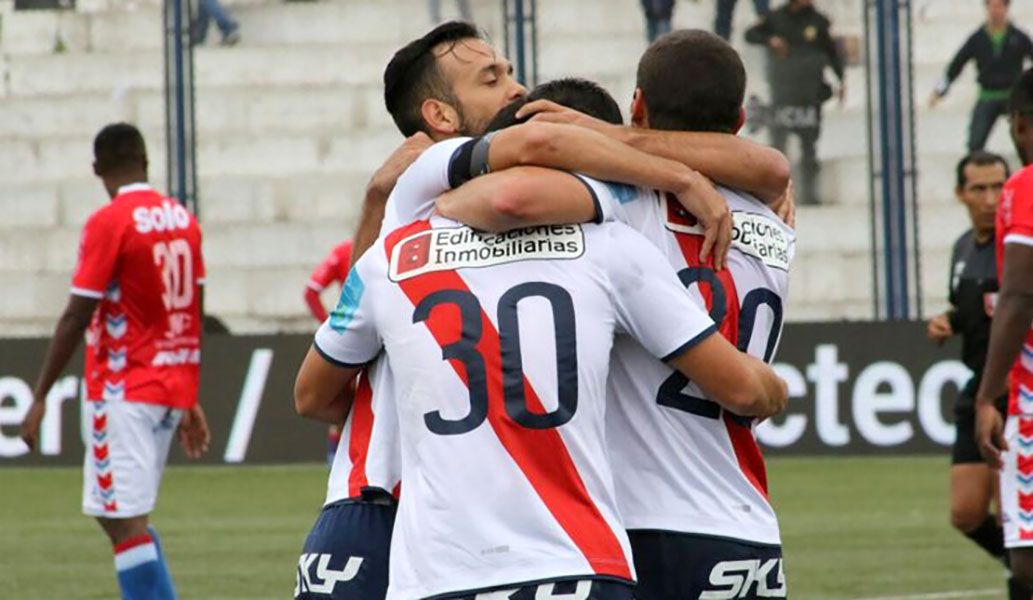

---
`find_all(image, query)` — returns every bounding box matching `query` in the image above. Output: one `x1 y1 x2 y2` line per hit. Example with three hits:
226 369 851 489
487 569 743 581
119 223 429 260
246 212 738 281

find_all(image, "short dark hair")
635 29 745 133
485 77 623 132
956 150 1010 188
93 123 147 174
383 21 481 136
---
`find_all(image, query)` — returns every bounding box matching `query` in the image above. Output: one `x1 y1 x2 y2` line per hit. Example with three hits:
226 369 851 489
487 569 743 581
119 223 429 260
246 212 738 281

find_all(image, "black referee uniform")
948 229 1007 464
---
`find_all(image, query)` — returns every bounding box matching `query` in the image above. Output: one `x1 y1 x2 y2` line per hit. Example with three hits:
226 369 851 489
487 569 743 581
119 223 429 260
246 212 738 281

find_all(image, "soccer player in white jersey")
295 21 791 600
437 31 796 599
294 22 524 600
296 209 787 600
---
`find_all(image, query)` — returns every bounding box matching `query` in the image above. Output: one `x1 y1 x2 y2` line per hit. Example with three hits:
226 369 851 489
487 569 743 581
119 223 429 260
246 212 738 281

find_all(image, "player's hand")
368 132 434 196
19 400 46 451
925 312 953 345
769 36 789 57
672 176 733 271
518 100 618 136
177 405 211 459
771 179 796 229
976 399 1007 469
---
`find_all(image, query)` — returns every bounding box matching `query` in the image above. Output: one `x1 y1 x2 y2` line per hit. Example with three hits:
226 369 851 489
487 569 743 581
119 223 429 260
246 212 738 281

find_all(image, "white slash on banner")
223 349 273 463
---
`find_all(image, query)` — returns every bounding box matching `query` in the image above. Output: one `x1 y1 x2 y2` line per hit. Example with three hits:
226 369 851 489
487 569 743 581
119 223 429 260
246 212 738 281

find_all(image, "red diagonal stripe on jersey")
347 369 375 498
1020 493 1033 513
94 444 109 461
384 221 632 580
670 218 771 500
93 414 107 431
1019 454 1033 476
723 412 769 498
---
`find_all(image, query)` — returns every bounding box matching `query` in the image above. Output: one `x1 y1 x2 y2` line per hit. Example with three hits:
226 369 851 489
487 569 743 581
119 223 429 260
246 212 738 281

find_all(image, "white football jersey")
315 215 716 599
323 356 401 504
598 182 795 545
324 135 474 505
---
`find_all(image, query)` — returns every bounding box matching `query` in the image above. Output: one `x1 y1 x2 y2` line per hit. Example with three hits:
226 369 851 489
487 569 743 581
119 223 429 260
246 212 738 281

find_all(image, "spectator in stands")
641 0 675 42
929 0 1033 152
428 0 472 24
745 0 843 206
715 0 770 41
192 0 241 47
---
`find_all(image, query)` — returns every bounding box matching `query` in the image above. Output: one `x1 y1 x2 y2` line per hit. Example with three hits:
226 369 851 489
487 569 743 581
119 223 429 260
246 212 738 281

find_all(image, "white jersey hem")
620 514 781 546
389 558 632 600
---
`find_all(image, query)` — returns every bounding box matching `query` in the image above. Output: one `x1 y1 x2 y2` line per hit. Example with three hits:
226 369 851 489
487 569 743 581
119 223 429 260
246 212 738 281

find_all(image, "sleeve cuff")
1004 233 1033 248
661 324 718 363
70 286 105 299
572 174 605 224
313 340 373 369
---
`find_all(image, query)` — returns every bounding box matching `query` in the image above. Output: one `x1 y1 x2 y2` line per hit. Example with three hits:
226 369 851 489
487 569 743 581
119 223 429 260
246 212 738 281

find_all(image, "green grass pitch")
0 457 1008 599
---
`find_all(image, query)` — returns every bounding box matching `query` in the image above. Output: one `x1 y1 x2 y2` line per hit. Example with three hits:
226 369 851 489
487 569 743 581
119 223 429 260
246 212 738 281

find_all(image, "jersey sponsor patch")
388 225 585 282
662 197 791 271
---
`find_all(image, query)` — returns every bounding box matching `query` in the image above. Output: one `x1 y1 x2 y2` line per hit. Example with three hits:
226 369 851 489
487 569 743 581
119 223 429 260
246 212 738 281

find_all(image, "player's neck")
987 19 1008 33
103 173 148 199
973 228 993 244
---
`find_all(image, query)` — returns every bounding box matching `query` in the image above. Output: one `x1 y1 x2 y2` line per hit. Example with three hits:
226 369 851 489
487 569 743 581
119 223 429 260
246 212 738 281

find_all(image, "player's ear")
421 98 460 138
733 107 745 134
630 89 649 128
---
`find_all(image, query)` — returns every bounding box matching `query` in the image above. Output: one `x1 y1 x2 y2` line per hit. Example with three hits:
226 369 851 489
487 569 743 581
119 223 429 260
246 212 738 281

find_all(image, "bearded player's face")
435 38 527 136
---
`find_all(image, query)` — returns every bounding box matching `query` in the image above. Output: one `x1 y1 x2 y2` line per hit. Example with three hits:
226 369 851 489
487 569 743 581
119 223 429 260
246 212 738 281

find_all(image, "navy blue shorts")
437 579 633 600
294 497 397 600
629 530 786 600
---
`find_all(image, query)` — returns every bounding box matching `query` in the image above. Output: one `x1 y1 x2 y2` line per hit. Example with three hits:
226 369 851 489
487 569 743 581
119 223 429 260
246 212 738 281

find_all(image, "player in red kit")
305 241 353 323
977 67 1033 591
20 123 209 600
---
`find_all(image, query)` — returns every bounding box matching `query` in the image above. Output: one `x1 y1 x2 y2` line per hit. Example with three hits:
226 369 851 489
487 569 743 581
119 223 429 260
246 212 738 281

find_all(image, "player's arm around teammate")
439 119 733 267
515 98 790 204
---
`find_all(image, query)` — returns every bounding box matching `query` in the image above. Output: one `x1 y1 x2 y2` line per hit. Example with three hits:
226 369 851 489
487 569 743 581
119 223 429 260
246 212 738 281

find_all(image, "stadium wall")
0 321 967 465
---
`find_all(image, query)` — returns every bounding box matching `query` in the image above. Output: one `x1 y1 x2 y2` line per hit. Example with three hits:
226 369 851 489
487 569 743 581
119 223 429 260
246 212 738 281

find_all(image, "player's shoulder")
720 186 794 235
953 228 975 253
1007 164 1033 189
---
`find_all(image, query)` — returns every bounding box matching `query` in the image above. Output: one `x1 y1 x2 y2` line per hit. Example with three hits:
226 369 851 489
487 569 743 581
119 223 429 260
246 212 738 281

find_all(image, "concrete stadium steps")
1 0 1026 333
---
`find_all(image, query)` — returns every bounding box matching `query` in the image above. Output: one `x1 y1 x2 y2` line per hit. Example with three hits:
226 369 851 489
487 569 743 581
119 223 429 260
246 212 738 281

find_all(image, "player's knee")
95 516 150 546
949 505 984 533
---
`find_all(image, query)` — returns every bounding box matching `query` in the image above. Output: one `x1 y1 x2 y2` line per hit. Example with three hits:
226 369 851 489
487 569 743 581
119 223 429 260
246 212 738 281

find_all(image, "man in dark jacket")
746 0 843 205
930 0 1033 152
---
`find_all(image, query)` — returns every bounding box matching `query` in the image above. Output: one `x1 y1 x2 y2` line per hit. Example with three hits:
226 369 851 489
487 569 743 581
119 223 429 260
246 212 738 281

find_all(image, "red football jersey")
997 166 1033 416
72 183 205 409
307 241 353 292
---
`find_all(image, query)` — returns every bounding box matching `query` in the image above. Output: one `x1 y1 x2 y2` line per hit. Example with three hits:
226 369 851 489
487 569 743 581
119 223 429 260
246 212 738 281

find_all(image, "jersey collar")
117 182 153 196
